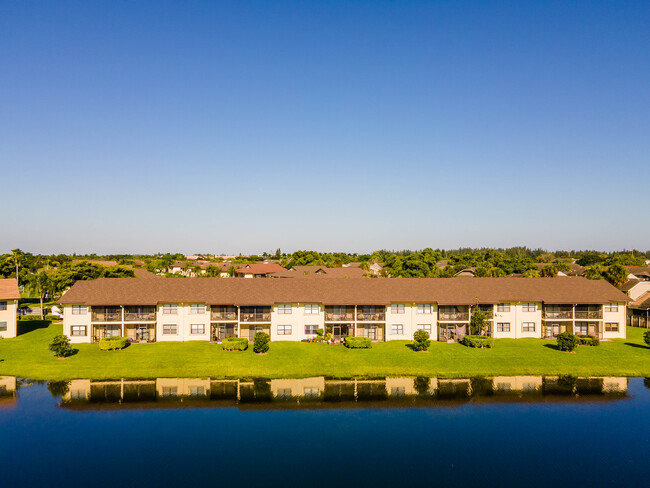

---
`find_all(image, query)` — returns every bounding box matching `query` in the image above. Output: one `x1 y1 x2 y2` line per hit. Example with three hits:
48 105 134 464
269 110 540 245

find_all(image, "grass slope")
0 322 649 380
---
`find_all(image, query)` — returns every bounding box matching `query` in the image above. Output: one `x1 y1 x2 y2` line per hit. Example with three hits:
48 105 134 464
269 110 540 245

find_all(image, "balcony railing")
544 311 573 319
325 312 355 321
240 313 271 322
438 312 470 321
124 312 156 321
91 311 122 322
356 311 386 321
211 311 238 321
574 310 602 320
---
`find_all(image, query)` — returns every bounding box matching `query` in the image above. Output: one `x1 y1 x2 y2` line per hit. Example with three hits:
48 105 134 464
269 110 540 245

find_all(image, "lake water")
1 375 649 487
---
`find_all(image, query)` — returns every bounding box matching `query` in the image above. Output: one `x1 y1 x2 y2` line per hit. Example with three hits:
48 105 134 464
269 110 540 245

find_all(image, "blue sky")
1 1 648 255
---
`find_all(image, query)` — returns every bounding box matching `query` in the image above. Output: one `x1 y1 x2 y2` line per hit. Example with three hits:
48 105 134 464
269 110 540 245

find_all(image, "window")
496 322 510 332
190 386 205 396
71 326 87 336
497 303 510 312
417 324 432 333
70 389 85 400
0 322 6 332
190 304 205 314
304 304 319 315
391 387 406 397
575 323 588 335
277 325 292 335
72 305 87 315
522 322 536 332
522 303 536 312
163 304 178 315
605 322 619 332
162 387 177 397
277 388 292 398
304 387 320 398
305 325 318 335
604 303 618 312
391 304 405 314
391 324 404 335
0 301 7 311
190 324 205 335
163 324 177 335
417 304 432 314
278 304 292 314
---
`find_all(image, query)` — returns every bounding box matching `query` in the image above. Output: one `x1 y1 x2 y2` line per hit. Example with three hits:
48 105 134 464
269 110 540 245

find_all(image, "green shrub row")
18 315 52 322
577 334 600 346
461 335 494 348
344 336 372 349
98 336 128 351
222 337 249 351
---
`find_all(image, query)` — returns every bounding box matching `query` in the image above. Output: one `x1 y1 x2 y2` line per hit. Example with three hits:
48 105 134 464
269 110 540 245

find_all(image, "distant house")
235 263 286 278
0 278 20 338
625 266 650 281
269 266 369 279
454 267 476 278
618 279 650 327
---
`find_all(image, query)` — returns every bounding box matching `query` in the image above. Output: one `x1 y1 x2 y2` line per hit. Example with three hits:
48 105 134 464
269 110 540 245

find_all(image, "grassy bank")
1 322 649 380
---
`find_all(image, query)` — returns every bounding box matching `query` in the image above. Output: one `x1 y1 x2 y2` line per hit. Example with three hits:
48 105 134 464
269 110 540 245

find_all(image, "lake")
1 375 648 487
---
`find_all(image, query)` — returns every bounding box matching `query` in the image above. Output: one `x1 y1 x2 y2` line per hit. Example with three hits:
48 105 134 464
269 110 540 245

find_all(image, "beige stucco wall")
156 303 210 342
385 303 437 341
602 303 626 339
0 299 18 338
491 302 543 339
62 304 92 343
270 377 326 398
628 282 650 301
270 303 325 341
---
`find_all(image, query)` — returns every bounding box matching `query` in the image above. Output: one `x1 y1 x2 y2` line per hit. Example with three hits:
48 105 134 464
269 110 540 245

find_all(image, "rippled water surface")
1 375 648 487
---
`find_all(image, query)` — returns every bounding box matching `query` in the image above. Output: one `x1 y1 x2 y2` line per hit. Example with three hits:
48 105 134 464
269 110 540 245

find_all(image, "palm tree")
11 248 24 284
30 271 53 319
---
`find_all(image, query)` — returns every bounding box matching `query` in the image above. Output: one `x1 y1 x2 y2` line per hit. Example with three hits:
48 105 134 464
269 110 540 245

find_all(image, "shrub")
577 334 600 346
49 334 73 358
412 329 431 351
344 336 372 349
44 314 60 321
461 335 494 348
19 315 52 322
557 332 578 352
98 336 128 351
644 330 650 348
254 332 270 353
222 337 249 351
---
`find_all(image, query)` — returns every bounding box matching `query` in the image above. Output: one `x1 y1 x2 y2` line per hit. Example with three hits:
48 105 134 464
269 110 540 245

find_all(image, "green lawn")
1 322 649 380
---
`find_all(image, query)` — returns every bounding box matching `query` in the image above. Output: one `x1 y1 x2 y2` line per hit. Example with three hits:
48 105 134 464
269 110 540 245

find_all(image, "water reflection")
5 375 626 410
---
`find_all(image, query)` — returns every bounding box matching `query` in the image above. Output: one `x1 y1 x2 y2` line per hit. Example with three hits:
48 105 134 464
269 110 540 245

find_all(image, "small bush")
44 314 60 321
344 336 372 349
461 335 494 348
557 332 578 352
412 329 431 351
643 330 650 347
577 334 600 346
222 337 249 351
254 332 270 353
98 336 128 351
19 315 52 322
49 334 73 358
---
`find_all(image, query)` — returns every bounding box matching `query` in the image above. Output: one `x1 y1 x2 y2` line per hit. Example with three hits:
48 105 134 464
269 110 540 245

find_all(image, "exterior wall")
628 282 650 301
0 299 18 339
270 302 325 341
492 302 543 339
602 302 626 339
385 303 437 341
62 304 93 344
156 303 210 342
270 377 326 398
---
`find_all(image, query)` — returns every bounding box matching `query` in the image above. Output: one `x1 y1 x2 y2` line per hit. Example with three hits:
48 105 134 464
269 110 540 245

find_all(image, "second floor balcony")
325 306 355 322
211 306 238 321
91 306 122 322
544 306 574 320
240 307 272 323
356 306 386 321
124 306 156 322
439 306 470 321
574 306 602 320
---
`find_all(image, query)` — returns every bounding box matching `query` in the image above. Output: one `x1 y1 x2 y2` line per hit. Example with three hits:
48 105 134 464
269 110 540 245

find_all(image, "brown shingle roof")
618 279 642 292
270 266 368 279
0 279 20 300
630 292 650 310
235 263 286 275
58 276 629 307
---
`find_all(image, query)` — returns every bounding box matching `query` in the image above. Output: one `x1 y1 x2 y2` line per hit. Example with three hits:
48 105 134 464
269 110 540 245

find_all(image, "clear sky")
1 1 648 255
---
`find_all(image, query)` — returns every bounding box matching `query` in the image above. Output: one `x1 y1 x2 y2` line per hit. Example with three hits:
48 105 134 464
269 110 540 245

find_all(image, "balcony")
543 309 573 320
325 307 355 321
91 308 121 322
575 310 602 320
211 311 238 321
124 306 156 322
356 308 386 321
439 311 470 321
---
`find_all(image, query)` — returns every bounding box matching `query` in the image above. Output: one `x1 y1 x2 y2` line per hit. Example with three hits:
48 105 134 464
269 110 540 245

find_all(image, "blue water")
1 377 649 487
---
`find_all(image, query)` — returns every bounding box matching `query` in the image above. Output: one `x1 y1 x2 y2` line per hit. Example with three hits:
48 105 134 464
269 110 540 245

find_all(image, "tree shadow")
17 320 52 336
543 343 560 351
624 342 649 350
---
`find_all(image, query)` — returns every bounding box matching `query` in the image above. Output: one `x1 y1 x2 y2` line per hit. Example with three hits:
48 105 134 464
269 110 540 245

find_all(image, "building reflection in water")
27 375 633 410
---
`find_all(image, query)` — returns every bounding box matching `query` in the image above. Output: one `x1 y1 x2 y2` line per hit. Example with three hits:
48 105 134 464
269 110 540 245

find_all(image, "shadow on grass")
17 320 52 336
624 342 649 350
543 343 560 351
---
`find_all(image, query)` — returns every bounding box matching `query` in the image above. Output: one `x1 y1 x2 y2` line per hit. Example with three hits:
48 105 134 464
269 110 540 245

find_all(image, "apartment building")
0 278 20 339
58 277 628 344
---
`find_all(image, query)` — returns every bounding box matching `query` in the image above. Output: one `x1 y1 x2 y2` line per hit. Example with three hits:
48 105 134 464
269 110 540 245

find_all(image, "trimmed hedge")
253 332 270 353
412 329 431 351
19 315 52 322
461 335 494 348
344 336 372 349
98 336 128 351
222 337 249 351
577 334 600 346
557 332 578 352
644 330 650 347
